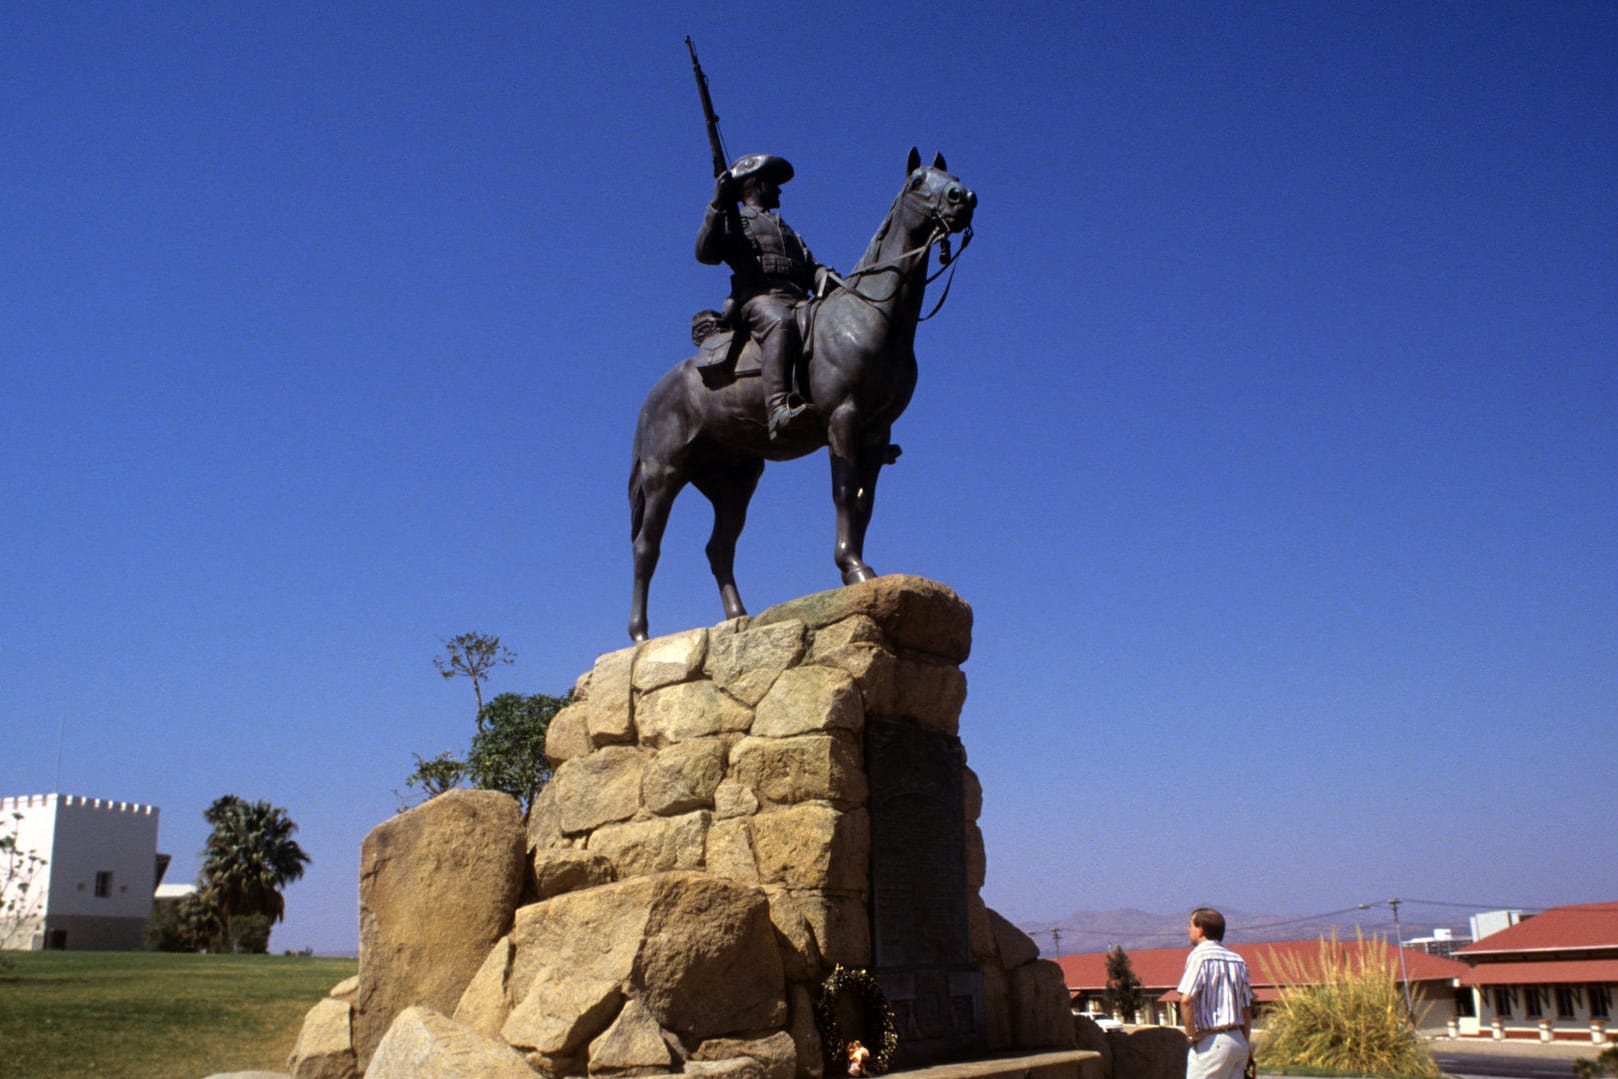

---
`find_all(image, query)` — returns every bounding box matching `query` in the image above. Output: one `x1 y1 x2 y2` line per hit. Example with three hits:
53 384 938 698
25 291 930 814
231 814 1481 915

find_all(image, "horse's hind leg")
629 457 687 642
692 458 764 620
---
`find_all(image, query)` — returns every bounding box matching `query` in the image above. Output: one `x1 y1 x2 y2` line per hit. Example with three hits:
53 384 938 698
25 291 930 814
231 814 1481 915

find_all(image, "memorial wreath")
814 965 899 1075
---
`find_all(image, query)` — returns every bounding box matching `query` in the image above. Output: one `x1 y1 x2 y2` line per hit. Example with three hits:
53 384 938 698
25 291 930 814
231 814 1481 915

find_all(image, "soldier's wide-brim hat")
729 153 794 185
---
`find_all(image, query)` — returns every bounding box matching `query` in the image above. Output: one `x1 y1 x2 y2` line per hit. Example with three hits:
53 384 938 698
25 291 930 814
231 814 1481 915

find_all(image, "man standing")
695 153 832 441
1178 908 1254 1079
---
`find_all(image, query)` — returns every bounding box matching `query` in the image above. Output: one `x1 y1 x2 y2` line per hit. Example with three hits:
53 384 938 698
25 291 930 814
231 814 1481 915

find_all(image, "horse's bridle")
826 179 974 320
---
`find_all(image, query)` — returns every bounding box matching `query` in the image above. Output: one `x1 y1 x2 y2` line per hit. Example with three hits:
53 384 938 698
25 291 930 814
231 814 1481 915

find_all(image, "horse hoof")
841 565 877 585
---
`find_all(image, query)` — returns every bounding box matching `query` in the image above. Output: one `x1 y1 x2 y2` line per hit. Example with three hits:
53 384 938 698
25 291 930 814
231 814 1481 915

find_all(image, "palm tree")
198 795 311 952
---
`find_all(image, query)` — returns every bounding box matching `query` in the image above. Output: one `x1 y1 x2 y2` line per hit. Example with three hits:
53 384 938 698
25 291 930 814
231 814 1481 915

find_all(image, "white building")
1 793 165 951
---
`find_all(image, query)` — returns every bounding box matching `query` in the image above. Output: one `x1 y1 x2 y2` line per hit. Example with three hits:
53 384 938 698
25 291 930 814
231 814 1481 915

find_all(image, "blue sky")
3 2 1613 955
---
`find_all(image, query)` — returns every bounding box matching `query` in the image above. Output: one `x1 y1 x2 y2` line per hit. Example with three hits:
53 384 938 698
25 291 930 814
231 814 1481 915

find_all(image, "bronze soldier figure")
695 153 834 441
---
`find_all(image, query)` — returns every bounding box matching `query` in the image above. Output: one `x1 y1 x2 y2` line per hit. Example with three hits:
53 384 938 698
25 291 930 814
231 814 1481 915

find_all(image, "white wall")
1 794 59 949
1 794 161 950
44 795 160 920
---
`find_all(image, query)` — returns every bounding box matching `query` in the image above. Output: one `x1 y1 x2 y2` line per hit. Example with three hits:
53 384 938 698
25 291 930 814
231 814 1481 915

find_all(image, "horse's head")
902 147 976 235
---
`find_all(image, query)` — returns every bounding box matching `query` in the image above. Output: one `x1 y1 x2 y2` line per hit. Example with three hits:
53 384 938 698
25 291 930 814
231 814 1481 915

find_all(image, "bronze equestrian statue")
628 148 976 641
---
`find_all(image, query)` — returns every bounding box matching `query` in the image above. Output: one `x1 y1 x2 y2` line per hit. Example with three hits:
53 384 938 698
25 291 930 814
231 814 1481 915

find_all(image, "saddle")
692 298 817 393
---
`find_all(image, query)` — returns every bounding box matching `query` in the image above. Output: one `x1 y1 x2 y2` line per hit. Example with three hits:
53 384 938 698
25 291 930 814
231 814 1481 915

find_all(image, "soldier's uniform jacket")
696 203 823 300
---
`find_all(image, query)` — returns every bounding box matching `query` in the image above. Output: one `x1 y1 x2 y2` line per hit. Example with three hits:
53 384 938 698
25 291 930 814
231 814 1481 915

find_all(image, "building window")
1591 985 1612 1020
1493 987 1514 1017
1455 988 1476 1018
94 871 112 898
1556 986 1579 1019
1524 986 1544 1019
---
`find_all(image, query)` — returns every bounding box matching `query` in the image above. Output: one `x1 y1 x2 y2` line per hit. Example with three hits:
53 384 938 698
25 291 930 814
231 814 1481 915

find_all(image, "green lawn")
0 951 356 1079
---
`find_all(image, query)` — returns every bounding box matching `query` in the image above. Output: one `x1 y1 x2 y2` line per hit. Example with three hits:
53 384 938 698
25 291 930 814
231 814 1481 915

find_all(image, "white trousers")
1186 1031 1249 1079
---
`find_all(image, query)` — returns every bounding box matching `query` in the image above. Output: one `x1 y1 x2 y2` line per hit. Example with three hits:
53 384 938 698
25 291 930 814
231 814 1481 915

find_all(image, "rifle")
685 37 729 179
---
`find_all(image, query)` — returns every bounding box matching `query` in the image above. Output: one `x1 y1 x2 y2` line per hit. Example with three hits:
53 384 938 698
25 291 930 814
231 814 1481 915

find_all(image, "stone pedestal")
303 576 1072 1078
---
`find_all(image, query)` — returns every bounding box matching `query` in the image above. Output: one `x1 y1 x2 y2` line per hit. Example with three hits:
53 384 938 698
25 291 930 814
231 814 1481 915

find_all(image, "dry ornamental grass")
1253 934 1439 1079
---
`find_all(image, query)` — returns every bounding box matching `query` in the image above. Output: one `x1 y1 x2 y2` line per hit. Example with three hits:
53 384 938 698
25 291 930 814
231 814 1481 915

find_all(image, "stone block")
531 849 617 900
753 666 863 738
587 645 638 746
551 745 647 835
356 789 526 1068
803 615 897 715
288 996 357 1079
786 982 825 1079
547 700 592 765
694 1031 797 1079
1073 1015 1116 1079
750 805 868 892
633 875 786 1039
632 628 708 691
788 888 872 968
588 810 711 878
706 618 809 705
643 738 728 815
637 680 754 747
965 821 986 891
892 653 967 733
365 1007 536 1079
713 779 761 819
1011 959 1077 1050
990 906 1041 969
502 972 622 1057
1109 1026 1190 1079
728 734 867 808
706 816 760 883
588 997 675 1075
962 764 982 821
753 575 972 664
968 896 996 965
526 779 566 852
762 886 822 982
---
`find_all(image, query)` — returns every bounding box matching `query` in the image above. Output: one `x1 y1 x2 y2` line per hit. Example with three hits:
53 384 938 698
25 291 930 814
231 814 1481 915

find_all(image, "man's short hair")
1192 907 1226 941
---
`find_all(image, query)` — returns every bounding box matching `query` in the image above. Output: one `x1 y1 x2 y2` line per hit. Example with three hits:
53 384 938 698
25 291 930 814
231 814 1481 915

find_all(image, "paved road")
1432 1050 1582 1079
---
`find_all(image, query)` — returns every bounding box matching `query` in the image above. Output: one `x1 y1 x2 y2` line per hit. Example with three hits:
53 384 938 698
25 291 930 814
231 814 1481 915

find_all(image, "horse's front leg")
827 405 878 585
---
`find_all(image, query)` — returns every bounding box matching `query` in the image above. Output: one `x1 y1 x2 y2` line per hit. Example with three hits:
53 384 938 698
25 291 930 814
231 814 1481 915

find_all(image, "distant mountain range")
1017 907 1468 957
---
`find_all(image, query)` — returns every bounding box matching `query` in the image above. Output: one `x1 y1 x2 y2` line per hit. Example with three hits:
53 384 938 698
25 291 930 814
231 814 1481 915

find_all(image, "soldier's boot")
761 325 812 441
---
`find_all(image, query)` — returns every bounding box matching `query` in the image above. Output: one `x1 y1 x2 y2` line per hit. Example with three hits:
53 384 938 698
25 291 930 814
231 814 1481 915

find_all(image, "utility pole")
1360 898 1414 1015
1050 928 1064 959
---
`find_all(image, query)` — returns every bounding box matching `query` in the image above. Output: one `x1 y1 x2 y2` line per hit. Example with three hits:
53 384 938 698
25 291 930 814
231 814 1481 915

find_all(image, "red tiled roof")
1457 903 1618 957
1460 959 1618 986
1056 940 1470 993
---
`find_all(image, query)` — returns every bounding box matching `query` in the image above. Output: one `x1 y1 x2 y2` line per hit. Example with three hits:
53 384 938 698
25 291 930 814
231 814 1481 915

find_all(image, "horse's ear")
906 147 921 174
932 151 948 171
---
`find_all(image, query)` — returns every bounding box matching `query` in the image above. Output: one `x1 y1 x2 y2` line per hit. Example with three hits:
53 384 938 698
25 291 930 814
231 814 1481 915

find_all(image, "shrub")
1573 1046 1618 1079
1254 933 1438 1078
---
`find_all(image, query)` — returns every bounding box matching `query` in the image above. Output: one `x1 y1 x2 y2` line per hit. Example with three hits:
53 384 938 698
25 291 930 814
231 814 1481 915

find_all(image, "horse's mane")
851 188 907 274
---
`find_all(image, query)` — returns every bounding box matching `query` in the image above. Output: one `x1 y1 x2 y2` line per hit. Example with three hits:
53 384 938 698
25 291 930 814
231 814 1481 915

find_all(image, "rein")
826 196 973 320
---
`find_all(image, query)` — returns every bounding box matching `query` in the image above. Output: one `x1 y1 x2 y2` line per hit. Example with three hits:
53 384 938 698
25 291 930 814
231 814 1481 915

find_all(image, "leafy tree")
466 691 571 814
404 751 467 803
1105 945 1145 1022
435 632 515 730
230 912 273 954
145 891 224 952
198 796 311 953
1 811 48 961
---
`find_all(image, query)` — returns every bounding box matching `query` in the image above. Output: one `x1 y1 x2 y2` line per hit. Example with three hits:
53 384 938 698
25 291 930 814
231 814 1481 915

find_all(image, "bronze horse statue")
628 149 976 641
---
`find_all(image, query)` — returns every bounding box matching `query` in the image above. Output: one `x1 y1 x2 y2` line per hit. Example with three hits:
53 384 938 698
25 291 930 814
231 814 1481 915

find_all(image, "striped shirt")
1177 940 1252 1031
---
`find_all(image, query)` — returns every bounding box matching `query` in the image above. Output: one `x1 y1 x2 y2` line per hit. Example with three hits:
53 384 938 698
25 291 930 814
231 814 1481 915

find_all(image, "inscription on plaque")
866 717 982 1064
